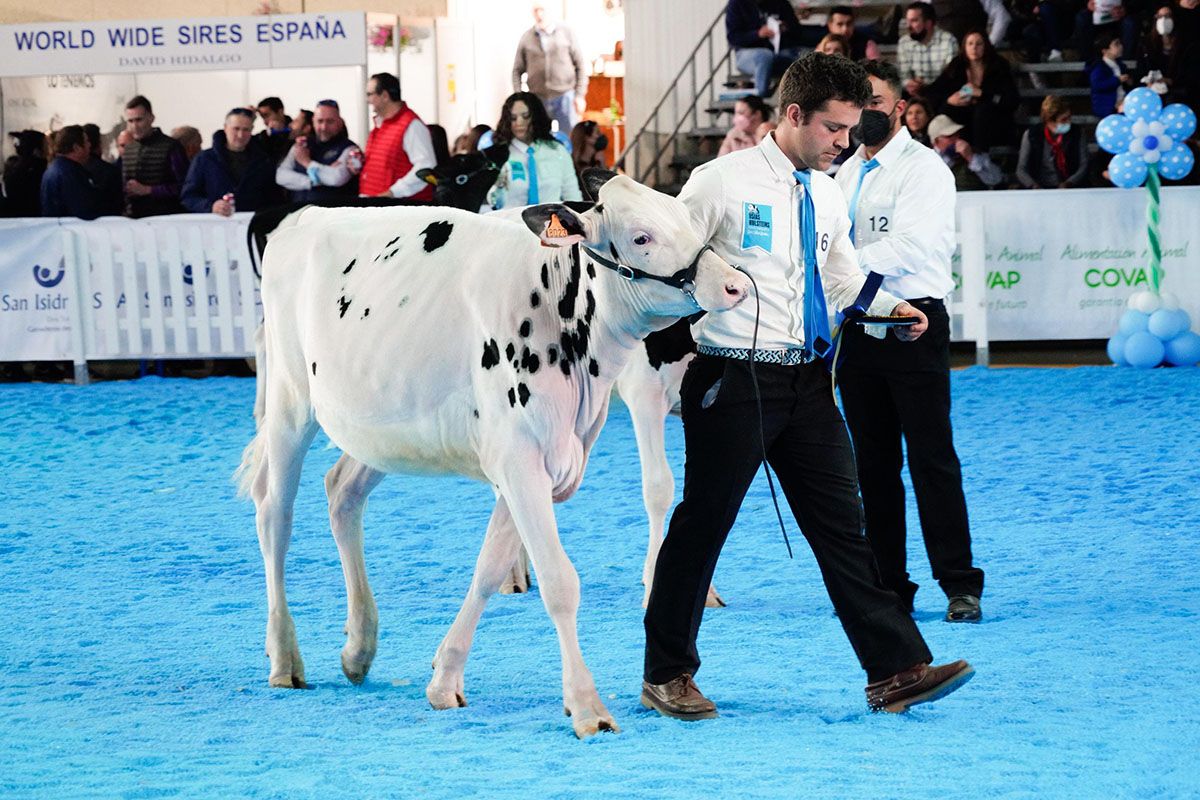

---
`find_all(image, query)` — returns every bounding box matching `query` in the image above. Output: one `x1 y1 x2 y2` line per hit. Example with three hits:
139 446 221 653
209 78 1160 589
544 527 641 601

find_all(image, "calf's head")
416 143 507 211
521 171 749 317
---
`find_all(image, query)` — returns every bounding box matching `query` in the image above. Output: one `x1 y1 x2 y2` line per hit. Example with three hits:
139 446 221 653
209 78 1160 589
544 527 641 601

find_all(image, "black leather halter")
581 242 712 305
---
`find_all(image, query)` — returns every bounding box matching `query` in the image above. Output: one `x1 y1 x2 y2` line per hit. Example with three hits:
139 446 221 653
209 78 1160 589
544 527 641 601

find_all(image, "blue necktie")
847 157 880 243
793 169 831 359
526 146 539 205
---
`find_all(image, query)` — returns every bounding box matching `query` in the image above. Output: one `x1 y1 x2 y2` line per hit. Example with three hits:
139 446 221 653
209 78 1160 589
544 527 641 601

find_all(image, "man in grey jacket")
512 3 589 134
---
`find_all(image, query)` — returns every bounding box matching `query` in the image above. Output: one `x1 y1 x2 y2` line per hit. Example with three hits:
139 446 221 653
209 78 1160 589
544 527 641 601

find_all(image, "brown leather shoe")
640 673 718 720
866 660 974 713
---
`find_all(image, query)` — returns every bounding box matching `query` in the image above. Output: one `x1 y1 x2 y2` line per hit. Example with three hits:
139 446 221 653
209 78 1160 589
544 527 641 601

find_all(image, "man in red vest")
360 72 436 201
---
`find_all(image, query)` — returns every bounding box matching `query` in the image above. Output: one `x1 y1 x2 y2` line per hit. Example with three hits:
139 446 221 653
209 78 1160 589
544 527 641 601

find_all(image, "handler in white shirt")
641 54 973 724
834 59 984 624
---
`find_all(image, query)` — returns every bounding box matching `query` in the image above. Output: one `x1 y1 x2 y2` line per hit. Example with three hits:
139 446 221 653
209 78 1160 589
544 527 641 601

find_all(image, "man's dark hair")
125 95 152 113
906 2 936 23
370 72 402 102
778 53 871 123
226 107 256 121
829 5 856 19
53 125 87 157
860 59 903 101
316 98 340 112
741 94 774 121
495 91 557 146
82 123 102 151
257 96 284 113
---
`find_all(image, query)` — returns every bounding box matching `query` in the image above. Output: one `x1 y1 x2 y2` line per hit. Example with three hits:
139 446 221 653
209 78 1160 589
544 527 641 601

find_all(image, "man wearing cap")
928 114 1004 190
835 60 985 624
276 100 361 202
641 53 974 723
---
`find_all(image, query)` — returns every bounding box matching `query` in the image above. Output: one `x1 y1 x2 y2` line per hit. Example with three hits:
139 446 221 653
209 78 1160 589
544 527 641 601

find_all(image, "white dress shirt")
679 133 900 353
835 127 956 301
388 118 437 199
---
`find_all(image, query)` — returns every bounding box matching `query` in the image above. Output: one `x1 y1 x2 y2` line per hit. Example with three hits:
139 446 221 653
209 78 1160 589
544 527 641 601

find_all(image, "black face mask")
594 134 609 151
852 105 896 147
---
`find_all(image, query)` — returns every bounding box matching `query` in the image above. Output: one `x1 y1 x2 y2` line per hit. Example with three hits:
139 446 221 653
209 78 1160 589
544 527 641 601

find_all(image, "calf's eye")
632 234 651 246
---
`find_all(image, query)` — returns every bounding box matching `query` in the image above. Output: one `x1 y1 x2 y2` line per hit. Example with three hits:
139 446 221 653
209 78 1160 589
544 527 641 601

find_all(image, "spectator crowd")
723 0 1200 190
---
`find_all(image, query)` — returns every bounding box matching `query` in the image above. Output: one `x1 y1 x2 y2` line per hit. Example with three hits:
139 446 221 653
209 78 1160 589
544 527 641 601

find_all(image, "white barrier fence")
3 186 1197 380
1 214 257 383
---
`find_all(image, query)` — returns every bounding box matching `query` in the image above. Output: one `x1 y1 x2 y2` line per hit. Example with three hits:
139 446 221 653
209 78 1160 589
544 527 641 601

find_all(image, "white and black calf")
236 171 750 738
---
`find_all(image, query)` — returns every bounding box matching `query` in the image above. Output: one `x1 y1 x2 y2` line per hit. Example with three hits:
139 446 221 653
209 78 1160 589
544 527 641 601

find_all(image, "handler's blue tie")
847 157 880 243
526 146 540 205
793 169 831 359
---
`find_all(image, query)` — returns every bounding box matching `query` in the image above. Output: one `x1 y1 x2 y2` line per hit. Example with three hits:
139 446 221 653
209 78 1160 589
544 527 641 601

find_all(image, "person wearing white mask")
1016 95 1089 188
835 59 986 624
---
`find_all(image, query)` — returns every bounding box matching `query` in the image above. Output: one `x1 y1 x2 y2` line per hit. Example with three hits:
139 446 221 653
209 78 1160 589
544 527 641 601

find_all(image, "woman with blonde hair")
1016 94 1088 188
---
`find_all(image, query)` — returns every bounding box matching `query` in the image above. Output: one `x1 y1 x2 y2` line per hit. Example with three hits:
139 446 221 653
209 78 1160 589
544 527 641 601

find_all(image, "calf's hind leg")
325 453 386 685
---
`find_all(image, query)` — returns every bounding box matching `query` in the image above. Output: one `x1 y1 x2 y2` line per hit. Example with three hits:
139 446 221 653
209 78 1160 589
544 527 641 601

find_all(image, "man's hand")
212 193 234 217
574 95 587 116
293 137 312 167
758 23 773 38
954 139 975 161
125 179 152 197
891 302 928 341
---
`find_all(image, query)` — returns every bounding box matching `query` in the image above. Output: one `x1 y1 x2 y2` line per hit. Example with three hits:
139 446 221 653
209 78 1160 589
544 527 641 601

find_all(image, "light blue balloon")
1123 87 1163 122
1108 152 1147 188
1107 334 1129 365
1125 331 1165 368
1164 331 1200 366
1148 308 1187 340
1157 143 1195 181
1118 309 1149 335
1176 308 1193 331
1160 103 1198 140
1096 114 1133 155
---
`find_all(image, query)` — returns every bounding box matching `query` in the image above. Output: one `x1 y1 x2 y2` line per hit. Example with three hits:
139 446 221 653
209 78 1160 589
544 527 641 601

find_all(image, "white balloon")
1129 290 1162 314
1145 148 1162 163
1150 120 1165 136
1159 291 1180 311
1132 119 1149 137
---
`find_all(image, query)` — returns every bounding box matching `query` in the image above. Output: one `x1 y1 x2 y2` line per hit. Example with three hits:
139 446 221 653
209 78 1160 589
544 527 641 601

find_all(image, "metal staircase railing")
616 8 738 189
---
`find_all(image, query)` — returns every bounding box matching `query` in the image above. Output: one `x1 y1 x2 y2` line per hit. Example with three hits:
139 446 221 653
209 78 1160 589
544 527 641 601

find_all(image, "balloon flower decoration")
1096 87 1200 368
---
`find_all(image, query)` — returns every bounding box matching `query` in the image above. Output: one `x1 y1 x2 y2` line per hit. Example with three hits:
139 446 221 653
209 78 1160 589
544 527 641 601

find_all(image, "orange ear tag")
542 213 570 246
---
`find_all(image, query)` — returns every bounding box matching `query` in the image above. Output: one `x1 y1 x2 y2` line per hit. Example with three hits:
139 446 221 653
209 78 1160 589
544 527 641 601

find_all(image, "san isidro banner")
0 12 367 76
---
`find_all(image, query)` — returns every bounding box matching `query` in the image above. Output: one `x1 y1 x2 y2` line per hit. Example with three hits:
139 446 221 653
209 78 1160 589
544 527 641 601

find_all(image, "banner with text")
0 219 71 360
0 13 366 77
953 186 1199 341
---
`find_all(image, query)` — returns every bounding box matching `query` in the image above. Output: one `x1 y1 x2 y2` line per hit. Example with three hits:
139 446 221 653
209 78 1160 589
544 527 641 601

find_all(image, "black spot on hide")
520 347 540 374
505 342 516 362
343 258 356 275
540 263 550 290
386 236 401 247
519 319 532 338
311 362 317 376
584 290 596 322
473 409 480 418
517 383 530 406
558 248 582 319
507 387 517 407
645 318 698 370
593 203 603 214
421 221 453 252
588 359 600 377
586 261 596 279
338 296 351 318
558 320 591 376
546 345 558 365
362 308 370 319
481 339 500 369
530 291 541 308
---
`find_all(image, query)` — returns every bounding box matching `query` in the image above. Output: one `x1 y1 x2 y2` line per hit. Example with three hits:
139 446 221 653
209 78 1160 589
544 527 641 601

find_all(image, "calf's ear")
581 168 619 201
522 204 595 248
483 143 509 168
416 168 438 186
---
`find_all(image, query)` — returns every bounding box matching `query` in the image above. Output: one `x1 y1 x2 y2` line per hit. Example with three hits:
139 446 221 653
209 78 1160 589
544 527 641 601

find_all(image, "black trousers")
643 355 932 685
837 299 984 609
